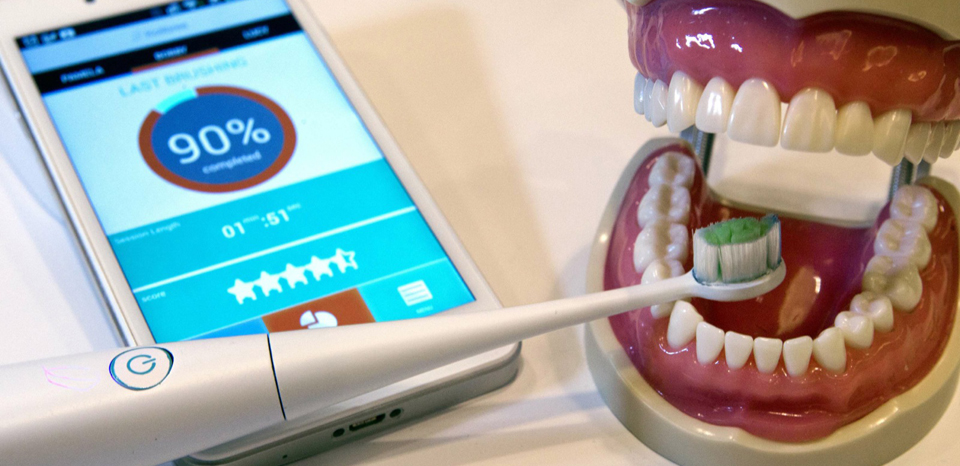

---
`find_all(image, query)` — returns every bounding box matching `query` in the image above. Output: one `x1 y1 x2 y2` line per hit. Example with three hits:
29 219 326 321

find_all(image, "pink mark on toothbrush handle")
43 366 101 392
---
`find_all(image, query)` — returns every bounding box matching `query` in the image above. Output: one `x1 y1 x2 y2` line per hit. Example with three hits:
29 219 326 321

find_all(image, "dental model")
585 1 960 465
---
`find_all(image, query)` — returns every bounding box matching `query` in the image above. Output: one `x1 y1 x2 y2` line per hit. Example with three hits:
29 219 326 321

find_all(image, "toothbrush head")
693 215 782 285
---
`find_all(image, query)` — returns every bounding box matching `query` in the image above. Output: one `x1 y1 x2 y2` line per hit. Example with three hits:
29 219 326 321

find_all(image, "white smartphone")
0 0 519 463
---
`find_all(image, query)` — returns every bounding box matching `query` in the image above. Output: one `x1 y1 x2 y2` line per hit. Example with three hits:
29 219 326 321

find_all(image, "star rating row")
227 249 358 304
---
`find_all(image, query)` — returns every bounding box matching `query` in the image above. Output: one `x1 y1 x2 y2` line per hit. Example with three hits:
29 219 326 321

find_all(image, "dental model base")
0 230 785 466
585 139 960 466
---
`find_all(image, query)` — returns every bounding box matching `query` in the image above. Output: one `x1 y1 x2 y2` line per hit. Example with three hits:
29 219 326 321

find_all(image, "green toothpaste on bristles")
693 215 781 284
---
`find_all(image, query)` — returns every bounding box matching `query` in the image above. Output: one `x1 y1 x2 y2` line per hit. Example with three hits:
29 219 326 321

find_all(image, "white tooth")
903 122 931 164
641 259 685 318
667 71 704 133
648 152 695 188
890 185 938 233
783 336 814 377
648 80 669 128
696 77 735 134
667 301 703 349
850 291 894 333
753 337 783 374
637 184 691 227
941 121 960 158
874 218 932 268
724 331 753 370
835 311 875 349
728 78 782 147
633 220 689 272
872 109 911 165
643 78 656 121
862 255 922 312
696 322 724 364
780 88 836 152
634 73 647 115
922 122 945 164
813 327 846 373
834 102 874 156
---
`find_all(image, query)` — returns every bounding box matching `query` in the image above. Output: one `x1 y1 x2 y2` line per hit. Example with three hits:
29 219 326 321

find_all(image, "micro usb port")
348 413 386 432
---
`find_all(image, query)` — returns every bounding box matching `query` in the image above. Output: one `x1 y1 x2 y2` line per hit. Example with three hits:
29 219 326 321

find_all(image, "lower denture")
604 146 959 442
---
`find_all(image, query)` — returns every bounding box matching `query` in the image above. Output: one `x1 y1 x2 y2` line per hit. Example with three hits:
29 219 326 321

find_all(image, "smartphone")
0 0 519 463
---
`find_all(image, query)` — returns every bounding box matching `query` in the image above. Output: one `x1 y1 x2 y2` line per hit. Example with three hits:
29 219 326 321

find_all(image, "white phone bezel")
0 0 517 460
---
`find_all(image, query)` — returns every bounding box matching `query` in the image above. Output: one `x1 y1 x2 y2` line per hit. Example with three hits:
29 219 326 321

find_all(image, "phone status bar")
18 0 247 50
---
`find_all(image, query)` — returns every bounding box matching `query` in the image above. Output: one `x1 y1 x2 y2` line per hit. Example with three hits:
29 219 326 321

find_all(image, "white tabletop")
2 1 960 465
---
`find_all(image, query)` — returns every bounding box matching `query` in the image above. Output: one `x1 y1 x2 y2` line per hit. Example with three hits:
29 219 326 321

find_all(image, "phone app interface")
17 0 474 342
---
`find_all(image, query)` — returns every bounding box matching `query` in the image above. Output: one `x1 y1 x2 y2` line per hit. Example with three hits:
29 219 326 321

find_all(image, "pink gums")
627 0 960 121
604 145 959 442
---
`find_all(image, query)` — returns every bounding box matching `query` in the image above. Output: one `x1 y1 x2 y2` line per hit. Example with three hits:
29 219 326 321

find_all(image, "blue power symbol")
126 354 156 375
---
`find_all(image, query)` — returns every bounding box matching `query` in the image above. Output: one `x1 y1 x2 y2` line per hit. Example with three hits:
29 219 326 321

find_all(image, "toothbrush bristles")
693 215 781 284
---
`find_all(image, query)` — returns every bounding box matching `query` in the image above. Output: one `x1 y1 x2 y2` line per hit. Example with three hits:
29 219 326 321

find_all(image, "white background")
2 1 960 465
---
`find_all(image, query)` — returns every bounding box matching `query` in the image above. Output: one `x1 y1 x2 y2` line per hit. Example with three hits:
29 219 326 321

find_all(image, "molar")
780 88 836 152
723 331 753 370
641 259 685 318
872 109 911 165
850 292 894 333
634 73 646 115
753 337 783 374
783 336 814 377
813 327 846 373
695 77 734 134
890 185 938 233
636 184 691 227
862 255 922 311
695 322 724 364
834 102 874 156
835 311 875 349
874 218 932 268
647 152 695 188
667 301 702 349
903 122 931 164
728 78 782 147
667 71 703 133
647 80 669 127
923 122 945 164
633 220 688 272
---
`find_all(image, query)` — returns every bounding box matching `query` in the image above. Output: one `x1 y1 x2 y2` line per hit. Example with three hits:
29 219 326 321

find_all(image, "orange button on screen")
262 289 374 332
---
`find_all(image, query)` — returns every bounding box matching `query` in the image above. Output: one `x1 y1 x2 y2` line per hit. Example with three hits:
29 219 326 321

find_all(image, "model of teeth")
591 2 960 464
627 0 960 163
597 144 956 450
634 69 960 162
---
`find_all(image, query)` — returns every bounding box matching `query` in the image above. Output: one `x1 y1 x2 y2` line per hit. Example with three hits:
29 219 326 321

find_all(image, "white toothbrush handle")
0 335 283 466
271 271 706 419
271 266 785 418
0 264 783 465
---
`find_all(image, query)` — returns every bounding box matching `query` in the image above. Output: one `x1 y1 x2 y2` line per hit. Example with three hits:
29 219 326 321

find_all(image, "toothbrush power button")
109 347 173 391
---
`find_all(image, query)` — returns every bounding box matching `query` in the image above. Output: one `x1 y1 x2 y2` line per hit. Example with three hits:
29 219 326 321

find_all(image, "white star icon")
332 249 358 273
227 279 257 304
305 256 334 280
279 264 308 289
254 271 283 297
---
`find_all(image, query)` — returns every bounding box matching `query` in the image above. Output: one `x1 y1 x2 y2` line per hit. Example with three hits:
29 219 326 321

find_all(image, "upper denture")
626 0 960 122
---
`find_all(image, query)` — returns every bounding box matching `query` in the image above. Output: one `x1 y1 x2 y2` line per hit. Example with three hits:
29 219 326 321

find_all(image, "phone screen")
15 0 476 342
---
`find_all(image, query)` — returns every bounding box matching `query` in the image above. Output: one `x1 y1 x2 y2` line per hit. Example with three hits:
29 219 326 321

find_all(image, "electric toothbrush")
0 217 785 466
